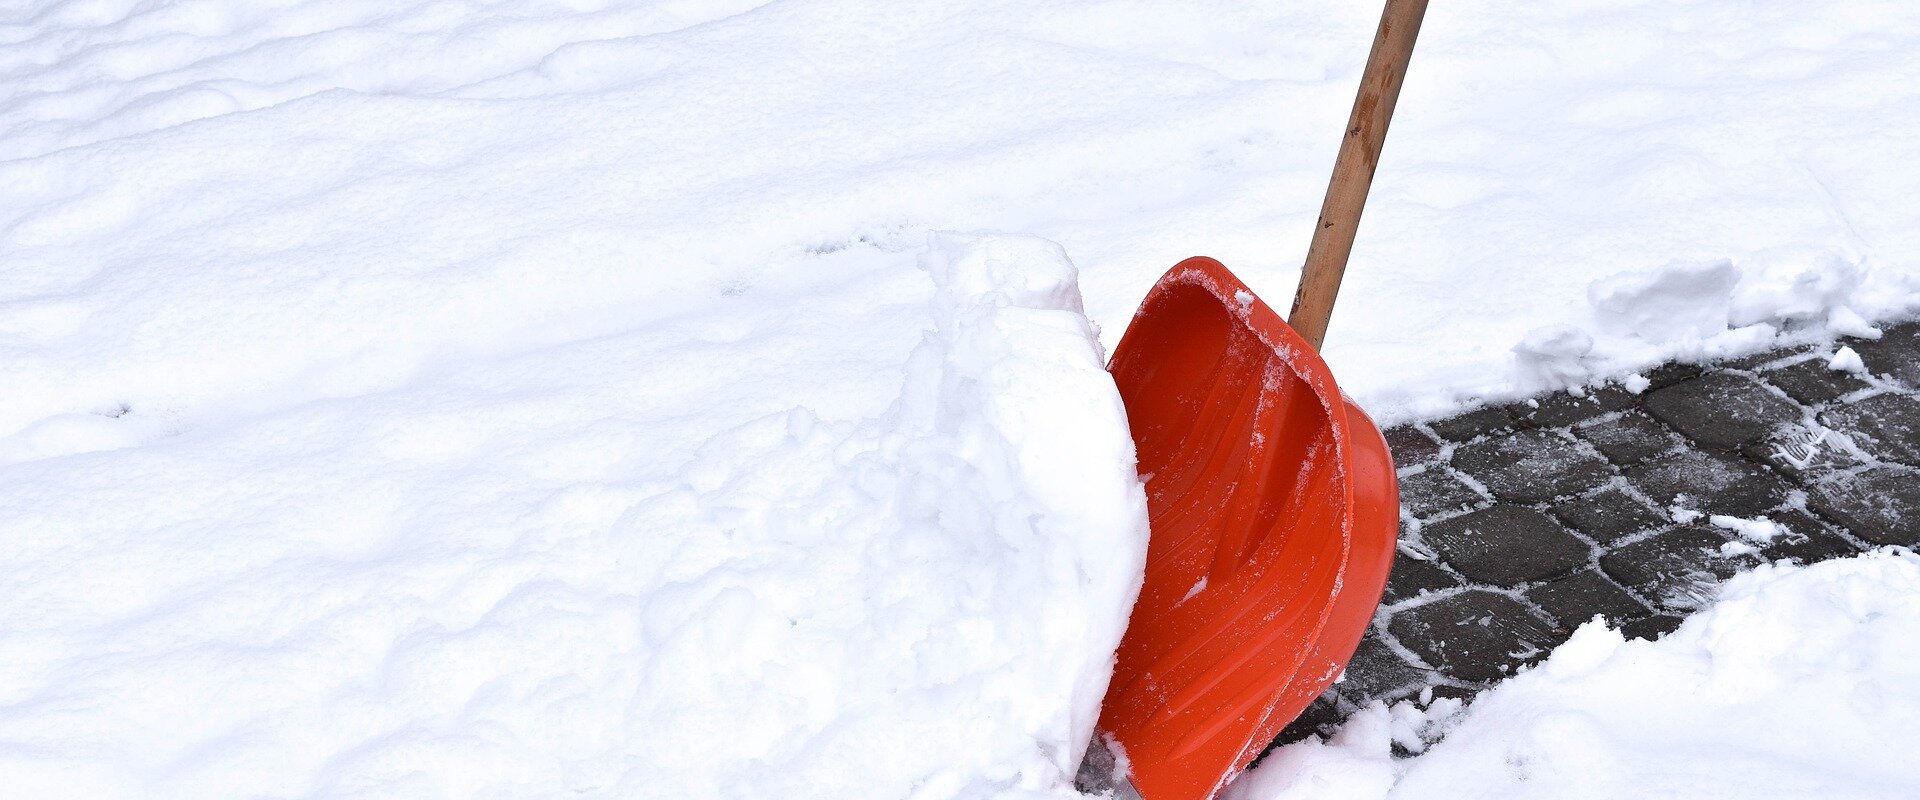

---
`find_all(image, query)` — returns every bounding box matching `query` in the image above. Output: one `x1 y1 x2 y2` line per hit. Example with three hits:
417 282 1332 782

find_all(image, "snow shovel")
1087 2 1425 798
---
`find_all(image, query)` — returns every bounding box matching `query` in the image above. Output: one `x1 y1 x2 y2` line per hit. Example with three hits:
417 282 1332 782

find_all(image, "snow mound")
0 232 1148 800
1589 258 1741 342
1234 549 1920 800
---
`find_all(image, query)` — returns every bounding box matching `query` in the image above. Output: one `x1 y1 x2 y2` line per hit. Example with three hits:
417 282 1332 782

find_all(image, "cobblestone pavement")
1268 319 1920 750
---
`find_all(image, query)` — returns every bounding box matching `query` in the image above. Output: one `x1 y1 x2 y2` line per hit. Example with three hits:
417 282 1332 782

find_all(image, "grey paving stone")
1760 508 1862 565
1381 554 1460 604
1600 526 1758 612
1573 411 1678 465
1524 569 1651 629
1451 430 1613 503
1506 392 1613 429
1644 362 1704 390
1387 590 1563 684
1761 357 1873 406
1617 613 1684 641
1742 423 1872 482
1626 449 1791 517
1850 321 1920 387
1590 384 1643 412
1420 505 1591 586
1335 638 1432 703
1399 467 1482 518
1806 467 1920 547
1384 425 1443 468
1821 393 1920 466
1427 406 1514 442
1552 485 1665 544
1643 372 1802 449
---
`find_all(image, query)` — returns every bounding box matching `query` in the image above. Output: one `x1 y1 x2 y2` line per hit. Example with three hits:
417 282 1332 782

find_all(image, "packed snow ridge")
0 234 1149 799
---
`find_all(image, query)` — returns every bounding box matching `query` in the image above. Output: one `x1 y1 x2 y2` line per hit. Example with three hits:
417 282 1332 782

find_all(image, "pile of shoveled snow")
0 234 1148 799
1230 549 1920 800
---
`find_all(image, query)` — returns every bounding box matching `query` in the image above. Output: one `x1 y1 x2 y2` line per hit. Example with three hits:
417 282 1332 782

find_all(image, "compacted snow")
4 0 1920 798
1232 550 1920 800
0 232 1148 798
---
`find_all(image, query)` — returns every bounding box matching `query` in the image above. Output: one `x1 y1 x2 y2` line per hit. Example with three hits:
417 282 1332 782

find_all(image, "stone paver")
1573 411 1677 465
1381 554 1460 604
1822 393 1920 466
1852 322 1920 387
1616 613 1684 642
1452 430 1612 503
1388 590 1562 684
1600 526 1757 612
1399 467 1483 518
1335 639 1429 701
1626 449 1790 517
1759 508 1861 565
1643 362 1704 390
1551 486 1664 544
1384 425 1443 467
1426 406 1513 442
1524 569 1651 629
1806 467 1920 547
1421 505 1590 586
1270 322 1920 750
1743 423 1871 481
1505 388 1630 429
1644 372 1800 449
1762 357 1872 405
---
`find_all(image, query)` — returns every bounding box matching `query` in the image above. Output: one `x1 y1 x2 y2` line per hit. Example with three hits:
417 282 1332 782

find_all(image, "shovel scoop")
1093 258 1398 800
1085 1 1427 798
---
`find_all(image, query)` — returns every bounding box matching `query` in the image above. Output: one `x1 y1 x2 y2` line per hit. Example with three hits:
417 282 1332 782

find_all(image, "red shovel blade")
1098 258 1398 800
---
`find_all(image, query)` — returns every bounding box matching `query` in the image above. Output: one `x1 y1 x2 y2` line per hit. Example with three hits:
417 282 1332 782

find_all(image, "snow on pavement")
1231 550 1920 800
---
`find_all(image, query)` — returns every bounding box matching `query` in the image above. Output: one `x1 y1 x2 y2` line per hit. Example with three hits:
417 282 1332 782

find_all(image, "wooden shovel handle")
1289 0 1429 351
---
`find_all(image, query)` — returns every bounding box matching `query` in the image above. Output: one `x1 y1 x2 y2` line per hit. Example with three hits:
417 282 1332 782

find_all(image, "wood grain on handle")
1289 0 1430 352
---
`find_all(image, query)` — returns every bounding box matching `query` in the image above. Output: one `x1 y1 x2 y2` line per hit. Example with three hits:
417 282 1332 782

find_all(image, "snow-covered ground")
4 0 1919 797
1233 550 1920 800
2 225 1151 798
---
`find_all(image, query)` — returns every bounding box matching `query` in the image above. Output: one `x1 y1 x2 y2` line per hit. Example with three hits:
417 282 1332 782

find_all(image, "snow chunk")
1710 514 1784 544
1513 324 1597 389
1827 307 1883 340
1589 259 1740 341
1829 346 1867 374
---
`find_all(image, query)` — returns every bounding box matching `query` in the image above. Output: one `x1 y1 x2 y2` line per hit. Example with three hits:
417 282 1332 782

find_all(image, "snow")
1709 513 1785 544
1234 550 1920 800
1831 346 1868 374
4 0 1920 796
4 0 1918 431
1589 259 1742 342
0 230 1147 798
